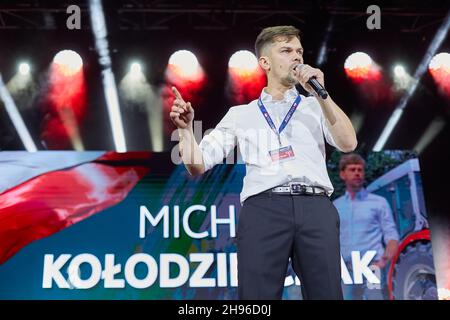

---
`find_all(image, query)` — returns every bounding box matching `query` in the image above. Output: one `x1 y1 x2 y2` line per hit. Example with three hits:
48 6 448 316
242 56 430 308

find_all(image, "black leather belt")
264 183 328 196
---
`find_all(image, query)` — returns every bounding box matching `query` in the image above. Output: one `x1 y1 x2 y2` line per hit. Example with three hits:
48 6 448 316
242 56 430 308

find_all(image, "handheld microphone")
295 64 328 99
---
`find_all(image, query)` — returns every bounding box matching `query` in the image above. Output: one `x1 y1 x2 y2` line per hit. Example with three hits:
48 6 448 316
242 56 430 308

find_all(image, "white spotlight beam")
89 0 127 152
316 15 335 66
0 73 37 152
373 9 450 151
413 117 446 154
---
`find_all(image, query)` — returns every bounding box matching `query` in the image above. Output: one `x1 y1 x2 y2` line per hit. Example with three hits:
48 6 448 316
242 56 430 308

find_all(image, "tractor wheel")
392 241 437 300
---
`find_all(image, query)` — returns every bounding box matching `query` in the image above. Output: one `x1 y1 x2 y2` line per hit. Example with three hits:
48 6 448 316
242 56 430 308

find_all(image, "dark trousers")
237 192 343 300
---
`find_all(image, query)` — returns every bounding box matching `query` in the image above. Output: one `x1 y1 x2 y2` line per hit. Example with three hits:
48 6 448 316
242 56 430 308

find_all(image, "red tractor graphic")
367 159 437 300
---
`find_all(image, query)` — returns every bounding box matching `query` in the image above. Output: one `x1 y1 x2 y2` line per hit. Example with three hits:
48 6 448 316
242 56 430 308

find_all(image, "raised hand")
170 86 194 129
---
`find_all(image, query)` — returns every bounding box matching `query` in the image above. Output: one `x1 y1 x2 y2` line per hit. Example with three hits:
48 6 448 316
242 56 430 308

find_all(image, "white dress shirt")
199 87 342 204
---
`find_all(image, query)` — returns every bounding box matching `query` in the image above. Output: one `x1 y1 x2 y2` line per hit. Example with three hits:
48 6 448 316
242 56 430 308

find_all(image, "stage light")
53 50 83 76
393 64 412 91
429 52 450 71
0 74 37 151
128 61 144 81
120 61 163 151
168 50 200 79
89 0 127 152
429 52 450 95
374 11 450 152
344 52 379 81
345 52 372 69
394 65 406 78
227 50 265 104
228 50 258 76
46 50 87 150
165 49 205 99
164 50 205 140
18 63 30 75
130 62 142 74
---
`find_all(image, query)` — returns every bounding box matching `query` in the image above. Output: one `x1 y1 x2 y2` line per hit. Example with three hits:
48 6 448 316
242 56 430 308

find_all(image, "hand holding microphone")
294 64 328 99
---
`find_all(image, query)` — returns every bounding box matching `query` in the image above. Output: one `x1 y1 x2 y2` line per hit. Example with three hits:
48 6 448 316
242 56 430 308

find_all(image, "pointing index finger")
172 86 184 102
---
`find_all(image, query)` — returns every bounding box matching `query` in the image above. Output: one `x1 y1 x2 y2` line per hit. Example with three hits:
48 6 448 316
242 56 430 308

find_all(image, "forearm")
385 240 399 260
178 127 205 176
317 95 357 152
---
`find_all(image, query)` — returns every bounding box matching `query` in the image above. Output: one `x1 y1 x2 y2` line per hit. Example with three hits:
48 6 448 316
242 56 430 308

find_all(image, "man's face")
340 164 365 190
260 36 304 86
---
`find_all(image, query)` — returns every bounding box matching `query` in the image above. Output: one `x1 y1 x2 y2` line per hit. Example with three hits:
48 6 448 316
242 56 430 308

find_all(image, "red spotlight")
163 50 206 136
429 52 450 96
228 50 265 104
167 50 204 82
41 50 87 149
53 50 83 77
344 52 381 82
344 52 394 107
165 50 205 101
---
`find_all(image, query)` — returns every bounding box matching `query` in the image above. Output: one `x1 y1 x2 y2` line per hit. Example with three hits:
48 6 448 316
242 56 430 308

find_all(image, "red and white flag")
0 151 151 264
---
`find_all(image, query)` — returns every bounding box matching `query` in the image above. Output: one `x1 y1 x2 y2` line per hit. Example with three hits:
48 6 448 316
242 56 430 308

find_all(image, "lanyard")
257 94 301 145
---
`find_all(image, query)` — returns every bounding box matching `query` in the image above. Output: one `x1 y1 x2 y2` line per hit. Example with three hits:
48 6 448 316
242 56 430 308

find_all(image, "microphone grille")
295 63 304 71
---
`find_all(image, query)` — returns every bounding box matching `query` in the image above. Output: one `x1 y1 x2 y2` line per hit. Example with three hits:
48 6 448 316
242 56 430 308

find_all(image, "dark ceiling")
0 0 449 218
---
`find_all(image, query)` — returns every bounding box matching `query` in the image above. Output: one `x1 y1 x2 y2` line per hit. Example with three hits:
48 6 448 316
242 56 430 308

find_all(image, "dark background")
0 0 449 222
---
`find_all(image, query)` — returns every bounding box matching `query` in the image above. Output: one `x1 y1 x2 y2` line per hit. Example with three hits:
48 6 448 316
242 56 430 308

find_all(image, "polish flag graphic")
0 151 151 264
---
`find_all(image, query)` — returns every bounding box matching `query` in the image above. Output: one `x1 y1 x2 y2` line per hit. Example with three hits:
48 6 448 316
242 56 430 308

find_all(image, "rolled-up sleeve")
199 107 237 172
316 99 340 150
380 198 400 244
321 116 339 149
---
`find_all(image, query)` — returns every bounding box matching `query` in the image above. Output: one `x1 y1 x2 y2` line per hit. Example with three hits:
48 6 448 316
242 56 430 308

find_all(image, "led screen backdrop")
0 150 441 300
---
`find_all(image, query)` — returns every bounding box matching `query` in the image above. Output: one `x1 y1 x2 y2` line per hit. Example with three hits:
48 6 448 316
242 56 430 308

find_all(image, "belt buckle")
290 184 306 195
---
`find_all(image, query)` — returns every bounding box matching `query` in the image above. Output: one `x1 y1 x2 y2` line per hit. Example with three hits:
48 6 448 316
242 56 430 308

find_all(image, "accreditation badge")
269 145 296 163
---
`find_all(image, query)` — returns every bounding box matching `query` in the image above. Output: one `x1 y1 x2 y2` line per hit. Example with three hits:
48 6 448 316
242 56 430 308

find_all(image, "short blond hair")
254 25 301 58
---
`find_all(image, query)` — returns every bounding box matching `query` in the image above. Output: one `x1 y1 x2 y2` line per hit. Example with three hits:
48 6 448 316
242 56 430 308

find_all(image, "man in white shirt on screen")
169 25 357 300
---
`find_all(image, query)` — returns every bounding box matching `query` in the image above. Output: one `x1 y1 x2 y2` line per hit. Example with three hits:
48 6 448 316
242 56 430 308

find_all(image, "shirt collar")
260 86 299 103
344 188 368 200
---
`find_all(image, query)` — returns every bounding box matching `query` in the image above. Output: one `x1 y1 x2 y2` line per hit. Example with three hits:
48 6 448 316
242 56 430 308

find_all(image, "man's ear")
339 170 345 180
259 55 270 73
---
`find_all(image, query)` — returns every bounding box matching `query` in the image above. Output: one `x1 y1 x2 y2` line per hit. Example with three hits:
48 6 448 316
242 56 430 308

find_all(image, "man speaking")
169 26 357 300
